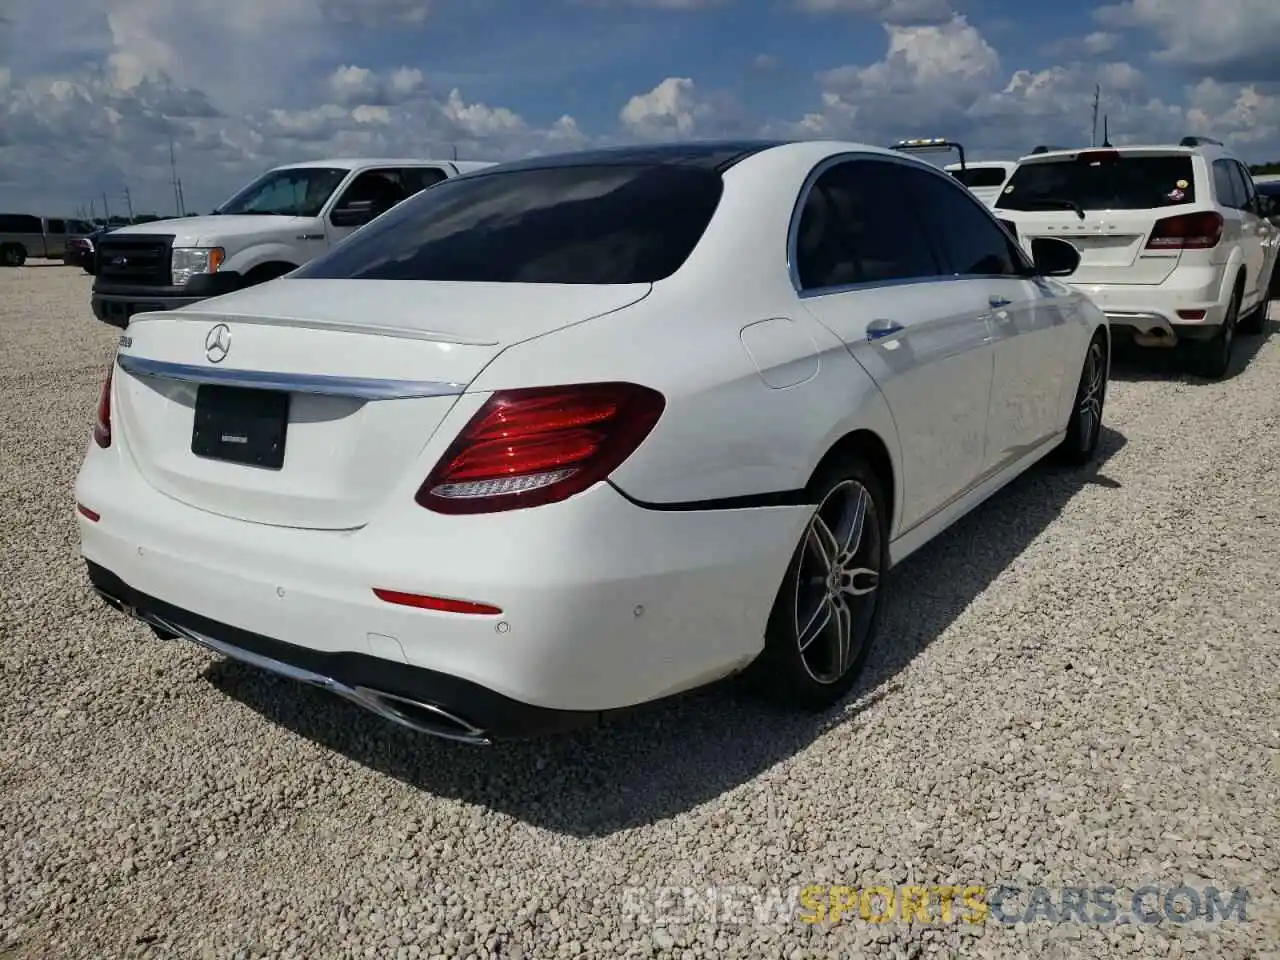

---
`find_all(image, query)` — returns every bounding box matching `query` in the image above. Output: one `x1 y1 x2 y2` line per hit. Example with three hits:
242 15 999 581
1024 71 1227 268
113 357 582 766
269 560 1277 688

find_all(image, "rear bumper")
1072 265 1232 343
91 274 244 328
73 431 808 738
86 561 590 742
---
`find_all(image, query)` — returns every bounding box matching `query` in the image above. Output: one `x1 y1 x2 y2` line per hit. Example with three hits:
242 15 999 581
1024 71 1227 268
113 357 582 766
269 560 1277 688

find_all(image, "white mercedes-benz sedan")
75 140 1109 744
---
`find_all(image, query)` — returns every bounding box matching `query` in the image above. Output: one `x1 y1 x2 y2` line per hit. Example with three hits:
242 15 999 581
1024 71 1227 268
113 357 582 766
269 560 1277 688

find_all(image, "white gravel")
2 263 1279 960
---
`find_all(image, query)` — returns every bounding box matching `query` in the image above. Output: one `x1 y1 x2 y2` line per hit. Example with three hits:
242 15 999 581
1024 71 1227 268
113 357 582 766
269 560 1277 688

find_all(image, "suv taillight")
93 365 113 448
416 382 665 515
1146 211 1223 250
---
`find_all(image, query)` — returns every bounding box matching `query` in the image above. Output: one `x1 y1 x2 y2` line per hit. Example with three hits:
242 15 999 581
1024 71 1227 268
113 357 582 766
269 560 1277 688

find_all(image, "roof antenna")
1102 115 1112 149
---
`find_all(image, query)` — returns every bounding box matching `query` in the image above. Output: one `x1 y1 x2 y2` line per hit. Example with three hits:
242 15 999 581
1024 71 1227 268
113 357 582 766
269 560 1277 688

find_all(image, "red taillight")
416 382 665 515
76 503 100 522
373 588 501 616
93 364 113 448
1147 212 1223 250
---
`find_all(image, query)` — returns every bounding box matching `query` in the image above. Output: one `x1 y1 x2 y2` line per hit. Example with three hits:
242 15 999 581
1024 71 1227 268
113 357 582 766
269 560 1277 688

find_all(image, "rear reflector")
76 503 100 522
1176 309 1207 320
417 382 665 515
373 588 502 616
1147 211 1223 250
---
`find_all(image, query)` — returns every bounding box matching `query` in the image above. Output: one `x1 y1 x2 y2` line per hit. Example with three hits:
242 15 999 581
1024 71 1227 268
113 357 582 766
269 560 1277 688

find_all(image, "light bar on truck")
891 137 967 171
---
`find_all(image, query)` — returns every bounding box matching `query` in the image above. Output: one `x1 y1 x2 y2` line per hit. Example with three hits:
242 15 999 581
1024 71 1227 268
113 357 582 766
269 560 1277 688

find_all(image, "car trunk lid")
113 279 650 530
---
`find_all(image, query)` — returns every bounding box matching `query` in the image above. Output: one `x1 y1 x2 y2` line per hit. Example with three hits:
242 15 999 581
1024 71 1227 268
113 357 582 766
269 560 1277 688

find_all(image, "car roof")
1013 143 1237 163
448 139 949 180
268 158 465 171
945 160 1015 170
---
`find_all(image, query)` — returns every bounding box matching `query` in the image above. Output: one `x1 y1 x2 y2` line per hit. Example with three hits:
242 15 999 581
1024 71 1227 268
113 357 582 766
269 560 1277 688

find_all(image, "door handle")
865 318 904 342
989 295 1012 308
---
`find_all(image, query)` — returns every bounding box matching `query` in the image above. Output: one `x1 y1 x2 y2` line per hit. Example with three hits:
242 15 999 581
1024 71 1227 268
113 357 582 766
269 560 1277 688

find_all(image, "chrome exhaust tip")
351 687 492 745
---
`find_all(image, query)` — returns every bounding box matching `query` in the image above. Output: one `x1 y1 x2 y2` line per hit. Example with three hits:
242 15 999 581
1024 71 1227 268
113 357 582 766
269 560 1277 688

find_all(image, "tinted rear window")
950 167 1008 189
294 164 724 284
996 154 1196 211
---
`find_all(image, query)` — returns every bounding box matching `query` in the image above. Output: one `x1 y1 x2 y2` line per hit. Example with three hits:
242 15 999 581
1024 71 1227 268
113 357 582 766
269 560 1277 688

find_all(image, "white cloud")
1096 0 1280 81
3 0 1280 219
618 77 749 140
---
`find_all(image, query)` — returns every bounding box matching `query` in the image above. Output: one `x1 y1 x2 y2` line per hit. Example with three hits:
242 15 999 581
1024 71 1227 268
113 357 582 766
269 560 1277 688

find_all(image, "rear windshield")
950 167 1008 189
995 154 1196 211
294 163 724 284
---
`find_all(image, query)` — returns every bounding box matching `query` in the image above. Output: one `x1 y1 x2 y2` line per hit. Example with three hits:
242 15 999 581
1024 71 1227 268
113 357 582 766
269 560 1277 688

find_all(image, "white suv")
994 137 1279 378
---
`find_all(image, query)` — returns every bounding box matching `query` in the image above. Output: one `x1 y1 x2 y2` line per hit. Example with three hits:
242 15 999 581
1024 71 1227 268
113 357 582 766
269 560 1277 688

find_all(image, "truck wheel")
1 244 27 267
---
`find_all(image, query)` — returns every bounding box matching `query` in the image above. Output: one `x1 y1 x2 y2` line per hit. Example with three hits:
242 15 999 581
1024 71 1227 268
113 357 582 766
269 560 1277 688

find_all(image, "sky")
2 0 1279 218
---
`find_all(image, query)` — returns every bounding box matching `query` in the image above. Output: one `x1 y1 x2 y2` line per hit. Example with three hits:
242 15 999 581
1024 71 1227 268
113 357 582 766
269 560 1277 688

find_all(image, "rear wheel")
1190 285 1240 380
1055 331 1107 465
1238 295 1268 336
1 244 26 267
743 456 888 709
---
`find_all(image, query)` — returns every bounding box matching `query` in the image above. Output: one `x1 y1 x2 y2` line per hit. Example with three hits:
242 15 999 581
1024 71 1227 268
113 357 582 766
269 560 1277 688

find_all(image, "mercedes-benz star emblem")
204 323 232 364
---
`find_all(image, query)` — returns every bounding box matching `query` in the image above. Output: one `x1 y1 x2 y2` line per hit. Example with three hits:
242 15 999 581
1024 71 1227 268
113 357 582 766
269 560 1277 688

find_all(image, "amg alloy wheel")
745 456 888 709
1055 332 1107 466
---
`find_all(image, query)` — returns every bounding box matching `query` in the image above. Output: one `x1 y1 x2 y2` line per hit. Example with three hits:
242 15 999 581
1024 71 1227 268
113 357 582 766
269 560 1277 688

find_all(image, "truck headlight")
171 247 225 286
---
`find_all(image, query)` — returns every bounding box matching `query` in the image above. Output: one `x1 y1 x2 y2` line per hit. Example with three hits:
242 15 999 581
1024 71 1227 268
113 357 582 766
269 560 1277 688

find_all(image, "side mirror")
329 202 377 228
1030 236 1081 277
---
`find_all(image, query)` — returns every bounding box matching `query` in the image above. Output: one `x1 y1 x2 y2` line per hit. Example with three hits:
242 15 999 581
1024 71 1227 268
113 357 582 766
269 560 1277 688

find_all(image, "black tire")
742 455 889 710
1 244 27 267
1054 330 1108 466
1190 284 1240 379
1238 296 1267 336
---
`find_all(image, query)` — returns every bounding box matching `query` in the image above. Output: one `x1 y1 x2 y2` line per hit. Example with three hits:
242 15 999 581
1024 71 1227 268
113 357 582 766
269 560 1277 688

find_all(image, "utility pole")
89 198 96 222
169 137 183 217
122 185 135 222
1102 115 1112 149
102 192 111 223
1091 85 1100 147
176 178 187 216
452 144 458 161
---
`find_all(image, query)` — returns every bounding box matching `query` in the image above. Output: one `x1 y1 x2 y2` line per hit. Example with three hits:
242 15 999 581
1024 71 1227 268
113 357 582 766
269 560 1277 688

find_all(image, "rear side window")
996 153 1196 211
1213 160 1244 209
903 166 1028 277
295 164 724 284
794 159 941 290
950 167 1008 189
0 213 42 233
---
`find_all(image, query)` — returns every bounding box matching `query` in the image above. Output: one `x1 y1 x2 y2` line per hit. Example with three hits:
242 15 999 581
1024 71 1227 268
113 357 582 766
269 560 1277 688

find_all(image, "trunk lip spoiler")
126 311 501 347
116 353 466 400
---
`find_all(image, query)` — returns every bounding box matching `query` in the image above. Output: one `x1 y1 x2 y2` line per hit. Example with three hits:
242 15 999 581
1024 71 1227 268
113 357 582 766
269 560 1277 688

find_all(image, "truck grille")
96 235 173 286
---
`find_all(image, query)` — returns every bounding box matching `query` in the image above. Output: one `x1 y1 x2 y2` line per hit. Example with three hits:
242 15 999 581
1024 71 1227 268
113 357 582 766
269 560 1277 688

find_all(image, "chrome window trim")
116 353 465 400
785 152 1037 297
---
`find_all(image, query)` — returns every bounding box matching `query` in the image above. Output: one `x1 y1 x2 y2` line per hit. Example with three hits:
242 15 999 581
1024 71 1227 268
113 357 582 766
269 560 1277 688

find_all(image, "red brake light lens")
93 364 113 448
416 382 665 515
1146 211 1223 250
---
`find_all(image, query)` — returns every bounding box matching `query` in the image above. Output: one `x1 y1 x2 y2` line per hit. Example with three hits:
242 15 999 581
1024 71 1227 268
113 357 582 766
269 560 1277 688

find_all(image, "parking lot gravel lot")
2 263 1279 960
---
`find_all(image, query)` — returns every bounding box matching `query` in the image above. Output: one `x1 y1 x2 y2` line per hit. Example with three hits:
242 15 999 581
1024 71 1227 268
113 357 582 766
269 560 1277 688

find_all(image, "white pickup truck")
91 157 494 327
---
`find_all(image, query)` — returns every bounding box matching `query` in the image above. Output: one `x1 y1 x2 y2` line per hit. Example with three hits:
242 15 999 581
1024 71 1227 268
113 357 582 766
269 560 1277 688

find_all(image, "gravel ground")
2 263 1279 960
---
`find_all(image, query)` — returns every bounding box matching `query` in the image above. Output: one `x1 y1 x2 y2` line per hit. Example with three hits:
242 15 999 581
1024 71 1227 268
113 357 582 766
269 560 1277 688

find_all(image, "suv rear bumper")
1073 265 1231 345
91 273 244 328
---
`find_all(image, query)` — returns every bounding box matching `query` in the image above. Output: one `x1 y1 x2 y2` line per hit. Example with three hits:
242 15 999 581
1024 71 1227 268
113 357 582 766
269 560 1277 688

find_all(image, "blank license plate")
191 384 289 470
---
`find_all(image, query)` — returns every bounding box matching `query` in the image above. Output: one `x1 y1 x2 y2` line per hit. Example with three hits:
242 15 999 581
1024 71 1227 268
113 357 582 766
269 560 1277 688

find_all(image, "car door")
795 157 996 534
902 163 1073 474
1230 161 1274 305
1213 160 1265 306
